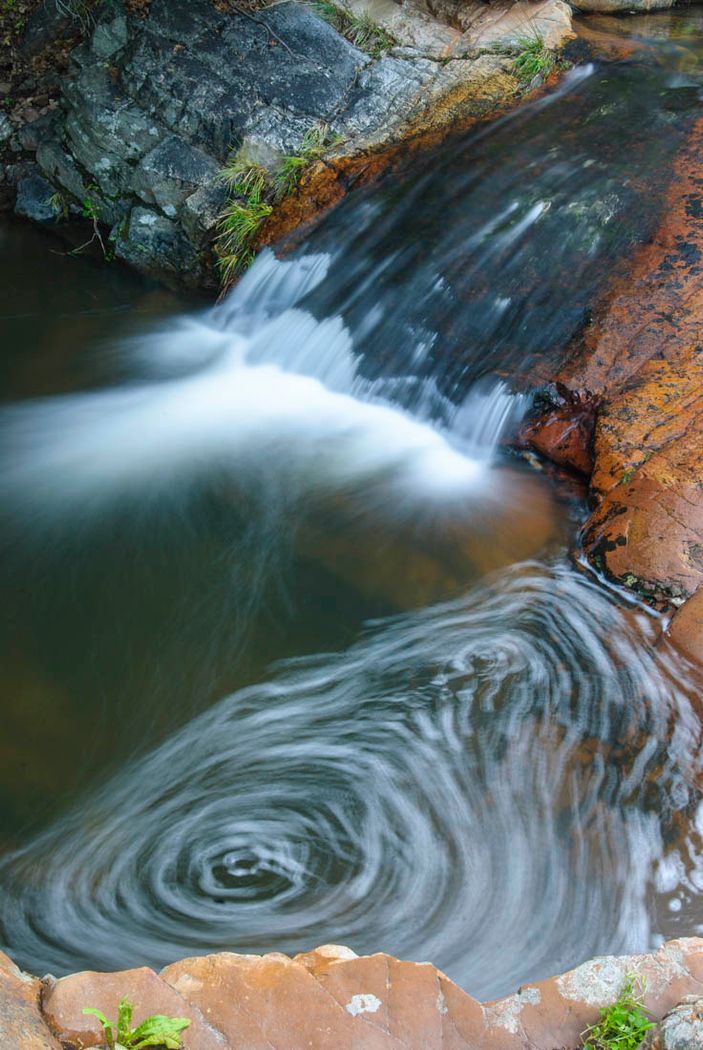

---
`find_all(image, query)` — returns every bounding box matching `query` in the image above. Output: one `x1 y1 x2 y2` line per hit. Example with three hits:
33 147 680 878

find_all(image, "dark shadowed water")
1 12 703 1000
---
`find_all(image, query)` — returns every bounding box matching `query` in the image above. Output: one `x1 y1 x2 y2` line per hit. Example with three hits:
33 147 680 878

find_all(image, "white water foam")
0 251 527 521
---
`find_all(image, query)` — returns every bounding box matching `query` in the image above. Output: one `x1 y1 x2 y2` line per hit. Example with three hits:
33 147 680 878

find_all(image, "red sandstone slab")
41 964 228 1050
0 950 61 1050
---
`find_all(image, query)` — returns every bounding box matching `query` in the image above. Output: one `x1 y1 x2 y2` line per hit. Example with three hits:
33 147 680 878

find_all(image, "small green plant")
512 33 554 83
82 996 190 1050
313 1 395 57
81 185 101 221
580 976 655 1050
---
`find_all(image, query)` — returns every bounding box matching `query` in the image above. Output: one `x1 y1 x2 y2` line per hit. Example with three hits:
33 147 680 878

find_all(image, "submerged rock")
14 0 573 288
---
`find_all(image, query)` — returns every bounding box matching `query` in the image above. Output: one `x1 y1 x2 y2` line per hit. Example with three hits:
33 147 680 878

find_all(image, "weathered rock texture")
521 113 703 619
11 0 573 287
0 950 61 1050
668 587 703 666
644 995 703 1049
0 937 698 1049
576 0 675 12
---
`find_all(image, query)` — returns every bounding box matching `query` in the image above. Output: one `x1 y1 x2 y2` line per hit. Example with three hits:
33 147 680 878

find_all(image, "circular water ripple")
1 559 701 998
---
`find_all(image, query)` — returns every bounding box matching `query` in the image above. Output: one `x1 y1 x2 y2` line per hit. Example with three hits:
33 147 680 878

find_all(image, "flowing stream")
2 10 703 1001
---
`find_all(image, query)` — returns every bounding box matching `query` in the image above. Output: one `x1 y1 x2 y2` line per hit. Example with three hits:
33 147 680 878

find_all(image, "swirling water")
2 12 703 1000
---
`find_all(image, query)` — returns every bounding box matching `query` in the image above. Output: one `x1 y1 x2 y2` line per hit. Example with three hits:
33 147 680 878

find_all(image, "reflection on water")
1 10 703 1000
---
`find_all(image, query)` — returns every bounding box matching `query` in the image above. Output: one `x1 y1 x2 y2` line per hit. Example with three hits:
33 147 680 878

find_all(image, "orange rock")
21 938 703 1049
519 387 597 476
667 586 703 665
0 950 61 1050
582 423 703 602
41 965 227 1050
4 940 703 1049
523 114 703 604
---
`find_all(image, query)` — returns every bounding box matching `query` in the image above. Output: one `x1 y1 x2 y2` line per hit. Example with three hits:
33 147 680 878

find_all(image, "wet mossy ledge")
2 938 703 1048
4 0 576 290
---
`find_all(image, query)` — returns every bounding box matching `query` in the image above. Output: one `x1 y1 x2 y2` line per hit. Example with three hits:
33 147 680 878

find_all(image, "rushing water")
1 12 703 1001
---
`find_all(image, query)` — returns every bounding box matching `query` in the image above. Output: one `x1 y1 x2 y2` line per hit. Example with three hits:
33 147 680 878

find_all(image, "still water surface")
1 12 703 1000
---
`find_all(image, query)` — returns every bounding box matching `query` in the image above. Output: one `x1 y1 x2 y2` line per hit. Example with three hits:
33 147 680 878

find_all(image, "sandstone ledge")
1 937 702 1049
519 110 703 630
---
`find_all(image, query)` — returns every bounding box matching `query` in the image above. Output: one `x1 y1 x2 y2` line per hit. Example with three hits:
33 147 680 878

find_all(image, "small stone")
14 172 58 223
0 114 13 144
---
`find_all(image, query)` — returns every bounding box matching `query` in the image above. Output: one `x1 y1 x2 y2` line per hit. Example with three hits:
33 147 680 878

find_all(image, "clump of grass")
314 1 395 57
82 996 190 1050
273 125 336 198
216 128 341 280
216 151 273 280
512 33 554 83
580 976 655 1050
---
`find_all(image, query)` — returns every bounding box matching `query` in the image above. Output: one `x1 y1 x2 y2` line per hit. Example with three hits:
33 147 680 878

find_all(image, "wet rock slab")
522 113 703 619
27 937 703 1049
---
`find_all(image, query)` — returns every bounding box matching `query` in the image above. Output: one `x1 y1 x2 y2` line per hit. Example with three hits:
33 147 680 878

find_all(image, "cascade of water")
0 250 528 523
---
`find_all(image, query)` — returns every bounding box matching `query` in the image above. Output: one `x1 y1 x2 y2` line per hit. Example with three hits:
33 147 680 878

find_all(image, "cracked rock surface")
521 112 703 621
12 0 573 288
2 937 701 1049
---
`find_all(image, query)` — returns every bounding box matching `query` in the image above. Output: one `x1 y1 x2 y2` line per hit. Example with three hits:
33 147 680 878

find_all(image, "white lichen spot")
345 993 382 1017
436 989 448 1015
484 987 540 1034
557 957 633 1005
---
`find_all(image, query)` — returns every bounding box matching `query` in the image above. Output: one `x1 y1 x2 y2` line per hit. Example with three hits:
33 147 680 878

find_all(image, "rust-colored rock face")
20 938 703 1050
42 965 227 1050
0 950 61 1050
668 586 703 665
524 114 703 612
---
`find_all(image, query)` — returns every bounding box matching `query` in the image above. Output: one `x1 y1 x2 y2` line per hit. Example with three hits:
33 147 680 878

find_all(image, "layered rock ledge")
519 107 703 653
5 0 574 287
2 937 703 1049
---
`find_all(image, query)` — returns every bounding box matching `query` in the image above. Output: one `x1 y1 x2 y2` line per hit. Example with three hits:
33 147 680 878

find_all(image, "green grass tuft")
580 976 656 1050
512 33 555 83
216 126 343 281
313 1 395 57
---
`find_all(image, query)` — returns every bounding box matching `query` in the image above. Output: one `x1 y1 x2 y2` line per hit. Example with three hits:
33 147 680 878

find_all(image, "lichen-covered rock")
644 995 703 1049
17 0 572 288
